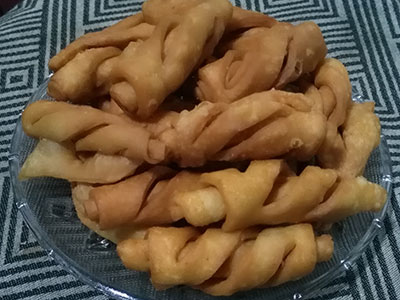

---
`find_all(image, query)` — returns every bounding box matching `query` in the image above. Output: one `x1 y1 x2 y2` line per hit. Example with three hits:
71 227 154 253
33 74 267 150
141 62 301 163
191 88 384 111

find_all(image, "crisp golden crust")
318 102 381 177
80 160 386 230
110 0 233 118
117 225 333 296
21 100 165 164
196 21 327 103
157 90 327 166
19 139 138 184
48 13 154 71
71 183 147 244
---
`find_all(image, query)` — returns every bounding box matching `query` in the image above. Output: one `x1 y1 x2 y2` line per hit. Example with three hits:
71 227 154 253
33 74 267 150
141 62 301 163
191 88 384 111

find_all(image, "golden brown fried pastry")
19 139 138 183
71 183 147 243
158 90 327 166
318 102 380 177
23 92 327 168
48 47 121 102
81 166 205 229
21 100 166 164
110 0 233 118
47 13 155 103
49 13 154 71
305 58 352 168
196 21 327 103
117 224 333 296
303 175 387 223
81 160 386 230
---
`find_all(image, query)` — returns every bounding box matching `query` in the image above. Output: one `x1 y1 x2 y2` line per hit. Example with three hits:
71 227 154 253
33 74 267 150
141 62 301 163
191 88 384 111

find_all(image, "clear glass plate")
9 78 393 300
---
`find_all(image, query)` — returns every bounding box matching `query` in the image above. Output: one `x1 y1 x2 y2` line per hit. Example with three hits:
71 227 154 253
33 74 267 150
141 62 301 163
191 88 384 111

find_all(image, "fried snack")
158 90 327 166
184 160 386 229
82 160 386 230
19 139 138 183
82 166 205 229
303 175 387 223
142 1 276 31
21 100 166 164
196 21 327 103
303 58 352 169
71 183 147 244
48 13 155 102
48 47 121 102
117 224 334 296
49 13 154 71
109 0 233 118
318 102 380 177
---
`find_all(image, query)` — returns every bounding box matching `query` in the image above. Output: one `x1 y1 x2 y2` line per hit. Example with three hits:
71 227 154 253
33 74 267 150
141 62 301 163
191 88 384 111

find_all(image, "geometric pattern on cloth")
0 0 399 299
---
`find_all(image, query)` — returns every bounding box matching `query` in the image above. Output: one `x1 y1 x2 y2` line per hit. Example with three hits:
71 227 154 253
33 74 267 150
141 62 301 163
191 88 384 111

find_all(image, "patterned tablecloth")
0 0 400 299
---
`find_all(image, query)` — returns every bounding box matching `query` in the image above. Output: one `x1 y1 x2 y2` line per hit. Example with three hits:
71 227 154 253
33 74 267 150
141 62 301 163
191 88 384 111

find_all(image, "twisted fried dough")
117 224 333 295
71 183 147 243
301 58 352 169
196 21 327 103
49 13 154 71
21 100 165 164
110 0 233 118
19 139 138 183
319 102 380 177
82 160 386 230
47 13 154 102
158 90 327 166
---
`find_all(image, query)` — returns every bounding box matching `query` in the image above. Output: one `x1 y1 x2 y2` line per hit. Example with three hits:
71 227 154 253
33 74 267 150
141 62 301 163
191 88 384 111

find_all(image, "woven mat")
0 1 399 299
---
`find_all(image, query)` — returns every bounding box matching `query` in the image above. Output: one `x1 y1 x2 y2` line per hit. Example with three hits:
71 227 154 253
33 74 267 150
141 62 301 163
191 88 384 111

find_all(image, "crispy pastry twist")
157 90 327 166
21 90 327 167
80 160 386 230
21 100 165 164
299 58 353 171
109 0 233 118
196 21 327 103
117 224 334 296
49 13 154 71
319 101 380 177
71 183 147 243
48 13 154 102
300 58 380 176
19 139 138 184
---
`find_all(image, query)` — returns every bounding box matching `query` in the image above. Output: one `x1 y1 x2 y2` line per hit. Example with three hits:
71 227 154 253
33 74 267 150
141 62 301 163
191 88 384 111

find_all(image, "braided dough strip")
21 90 327 167
110 0 233 118
196 21 327 103
157 90 327 166
117 224 334 296
19 139 138 184
81 160 386 230
71 183 147 244
22 100 166 164
47 13 154 102
49 13 154 71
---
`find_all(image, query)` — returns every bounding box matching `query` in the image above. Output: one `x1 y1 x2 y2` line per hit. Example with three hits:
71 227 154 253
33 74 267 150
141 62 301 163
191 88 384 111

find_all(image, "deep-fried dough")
81 160 386 230
196 21 327 103
22 100 166 164
117 224 333 295
19 139 138 183
110 0 233 118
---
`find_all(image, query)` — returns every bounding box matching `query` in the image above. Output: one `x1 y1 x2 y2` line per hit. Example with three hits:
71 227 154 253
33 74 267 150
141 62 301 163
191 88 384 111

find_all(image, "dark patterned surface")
0 1 399 299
